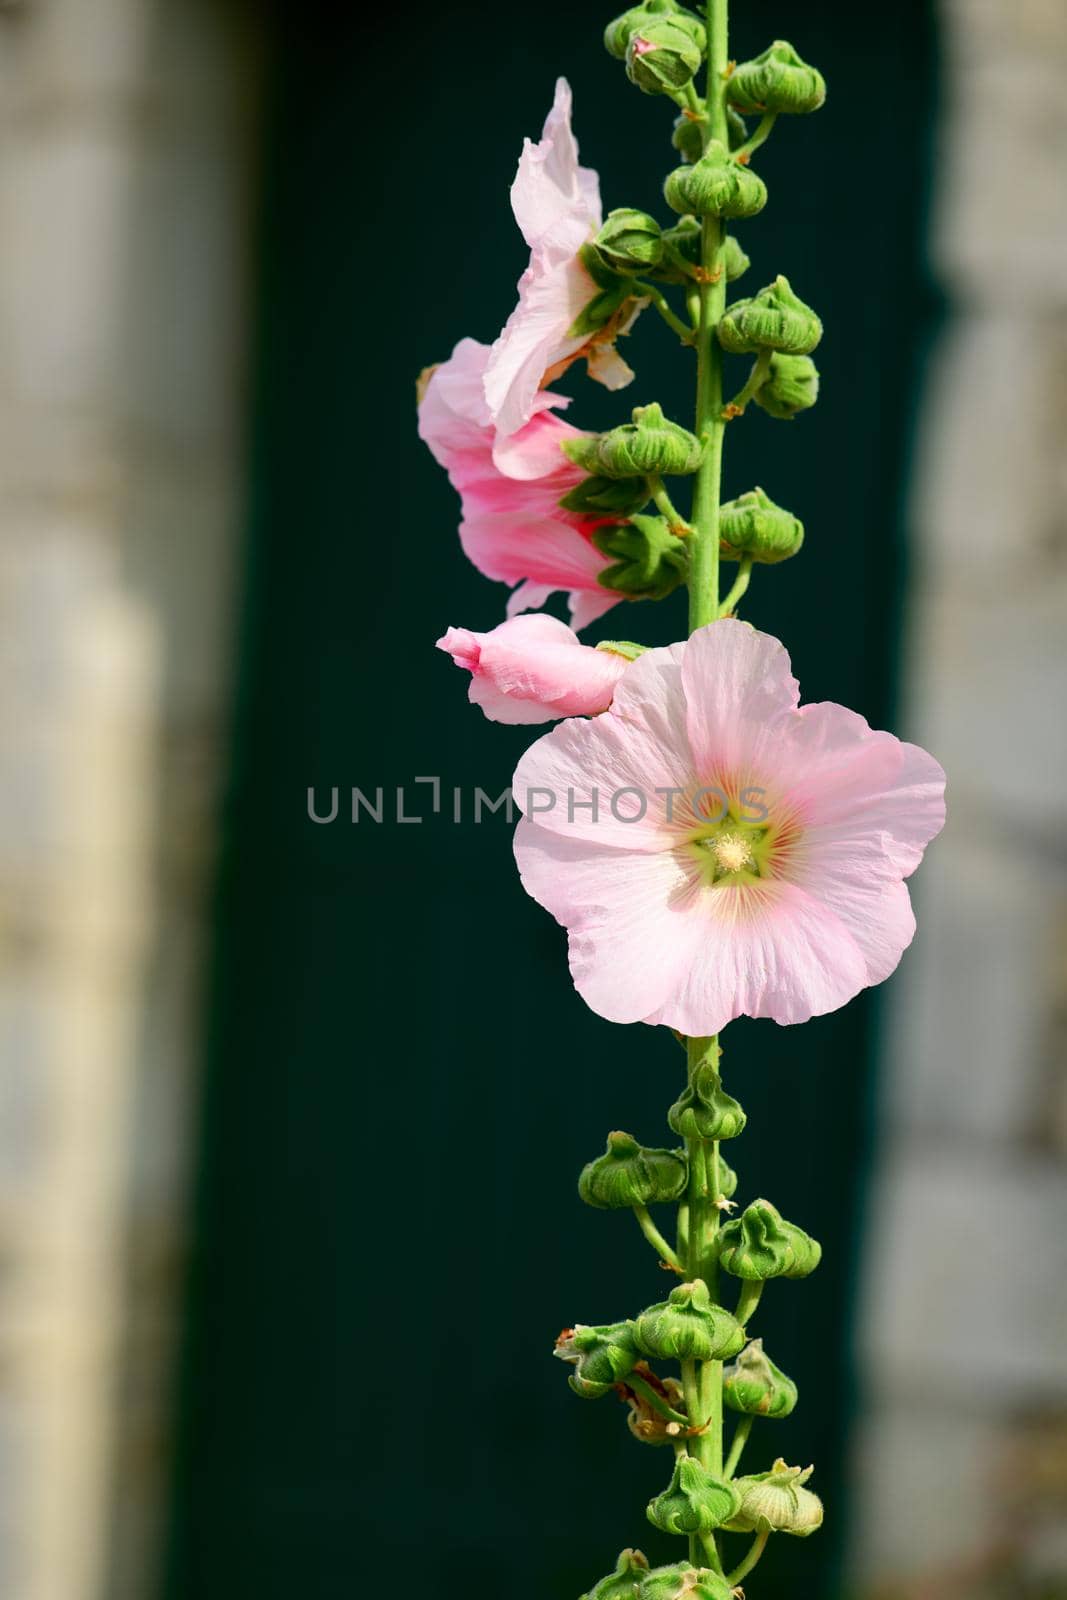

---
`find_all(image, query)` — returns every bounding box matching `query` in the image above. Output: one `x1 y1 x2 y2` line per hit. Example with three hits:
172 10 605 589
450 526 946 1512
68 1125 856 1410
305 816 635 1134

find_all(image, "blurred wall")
849 1 1067 1594
0 2 259 1597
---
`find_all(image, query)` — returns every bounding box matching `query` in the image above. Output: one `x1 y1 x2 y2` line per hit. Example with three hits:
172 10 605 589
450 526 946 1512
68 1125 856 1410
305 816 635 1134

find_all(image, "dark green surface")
164 4 939 1597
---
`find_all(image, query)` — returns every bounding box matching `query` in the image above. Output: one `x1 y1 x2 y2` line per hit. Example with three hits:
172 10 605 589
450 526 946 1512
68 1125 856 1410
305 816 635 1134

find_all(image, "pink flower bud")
436 615 630 724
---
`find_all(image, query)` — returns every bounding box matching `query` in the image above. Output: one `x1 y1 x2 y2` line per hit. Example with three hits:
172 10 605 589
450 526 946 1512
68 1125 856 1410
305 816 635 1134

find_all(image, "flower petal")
512 642 691 850
681 620 802 785
513 822 704 1023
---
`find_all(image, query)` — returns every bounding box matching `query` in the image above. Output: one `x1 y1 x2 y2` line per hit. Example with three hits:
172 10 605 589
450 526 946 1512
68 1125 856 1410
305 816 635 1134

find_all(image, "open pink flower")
484 78 644 438
513 620 946 1033
418 336 619 629
437 614 631 724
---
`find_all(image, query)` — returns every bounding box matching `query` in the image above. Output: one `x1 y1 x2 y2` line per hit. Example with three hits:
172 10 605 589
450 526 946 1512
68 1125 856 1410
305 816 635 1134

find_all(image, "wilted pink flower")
513 620 946 1033
484 77 644 438
418 336 619 629
437 614 631 724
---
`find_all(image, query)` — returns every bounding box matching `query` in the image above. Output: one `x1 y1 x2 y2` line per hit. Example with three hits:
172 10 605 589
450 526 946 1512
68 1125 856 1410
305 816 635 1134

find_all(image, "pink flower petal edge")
483 78 641 438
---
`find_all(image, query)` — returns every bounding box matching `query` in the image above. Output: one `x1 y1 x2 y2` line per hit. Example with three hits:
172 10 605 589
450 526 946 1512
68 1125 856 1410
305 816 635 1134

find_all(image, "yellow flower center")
710 832 754 874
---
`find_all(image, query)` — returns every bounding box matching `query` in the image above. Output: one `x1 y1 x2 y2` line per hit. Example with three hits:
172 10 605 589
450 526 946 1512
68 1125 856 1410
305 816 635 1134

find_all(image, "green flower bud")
595 403 703 479
626 16 706 96
719 488 804 565
603 0 683 60
595 209 665 275
559 475 652 517
578 1131 687 1210
723 1339 798 1419
634 1279 746 1362
670 113 704 164
723 233 751 282
580 1549 652 1600
717 1198 822 1281
718 274 822 355
638 1564 734 1600
562 435 610 475
555 1320 640 1398
593 515 689 601
753 352 820 419
728 40 827 116
726 1459 824 1538
664 140 767 220
626 1372 687 1445
668 1058 747 1141
647 1455 741 1537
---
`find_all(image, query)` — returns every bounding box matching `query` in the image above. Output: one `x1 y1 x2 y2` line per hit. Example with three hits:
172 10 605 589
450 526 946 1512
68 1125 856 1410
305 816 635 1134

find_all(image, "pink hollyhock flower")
418 336 619 629
484 77 645 438
513 620 946 1033
437 614 631 724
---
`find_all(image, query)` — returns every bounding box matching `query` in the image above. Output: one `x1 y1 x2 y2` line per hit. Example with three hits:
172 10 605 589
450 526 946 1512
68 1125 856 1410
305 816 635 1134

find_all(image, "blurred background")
0 0 1065 1597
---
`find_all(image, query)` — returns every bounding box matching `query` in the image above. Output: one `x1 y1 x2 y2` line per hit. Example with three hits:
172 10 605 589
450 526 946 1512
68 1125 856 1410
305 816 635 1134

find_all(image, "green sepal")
719 487 804 565
717 1199 822 1281
638 1564 734 1600
593 516 689 601
725 1459 824 1537
723 1338 799 1418
578 1131 687 1210
562 435 610 475
664 140 767 220
753 352 819 418
728 40 827 116
626 15 706 97
568 246 640 339
595 403 703 478
718 274 822 355
554 1320 640 1398
668 1058 747 1141
580 1549 652 1600
595 208 665 274
634 1279 746 1362
559 475 653 516
646 1455 741 1536
596 639 650 662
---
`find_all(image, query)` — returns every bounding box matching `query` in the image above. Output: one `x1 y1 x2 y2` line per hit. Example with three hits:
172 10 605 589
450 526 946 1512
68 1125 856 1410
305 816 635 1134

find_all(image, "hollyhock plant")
418 11 950 1596
512 620 946 1033
484 77 645 438
418 336 620 627
437 614 631 724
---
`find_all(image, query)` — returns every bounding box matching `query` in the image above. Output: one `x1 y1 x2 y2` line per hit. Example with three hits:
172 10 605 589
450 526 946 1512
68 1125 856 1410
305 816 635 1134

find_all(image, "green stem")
724 348 772 417
640 284 697 343
723 1413 754 1478
648 475 695 535
687 0 730 632
633 1204 684 1271
626 1370 689 1427
726 1528 770 1587
734 1277 764 1325
685 1031 725 1573
734 111 778 162
717 555 753 618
